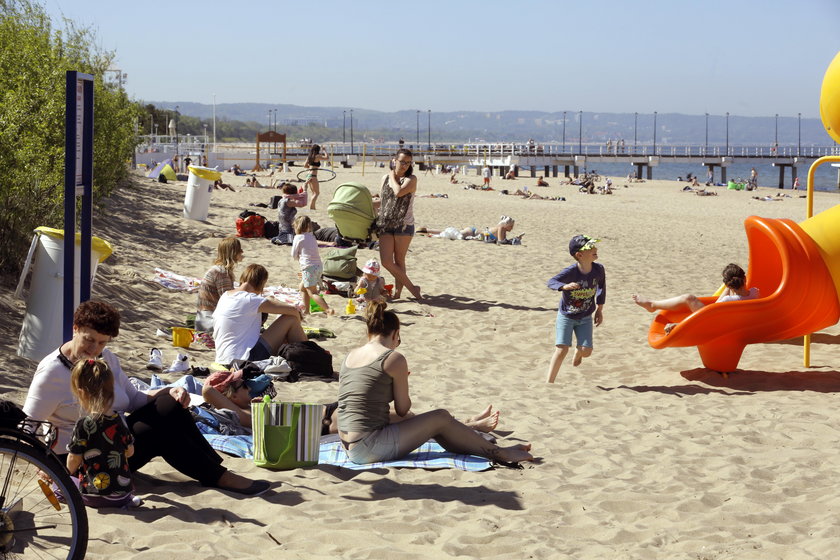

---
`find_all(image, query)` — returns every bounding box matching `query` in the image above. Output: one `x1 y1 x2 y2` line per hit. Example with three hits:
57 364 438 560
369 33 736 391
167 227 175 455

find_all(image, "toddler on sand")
356 259 387 303
67 358 141 508
546 235 606 383
292 215 333 315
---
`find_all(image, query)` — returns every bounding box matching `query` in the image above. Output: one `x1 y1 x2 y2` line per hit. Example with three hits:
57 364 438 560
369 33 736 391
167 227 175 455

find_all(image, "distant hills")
147 101 833 146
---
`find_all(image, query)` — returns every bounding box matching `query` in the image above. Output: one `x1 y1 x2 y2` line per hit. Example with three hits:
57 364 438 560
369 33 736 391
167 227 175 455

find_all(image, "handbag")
251 396 323 470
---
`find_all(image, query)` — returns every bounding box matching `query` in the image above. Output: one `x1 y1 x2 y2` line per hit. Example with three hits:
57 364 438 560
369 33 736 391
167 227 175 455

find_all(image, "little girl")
291 214 333 315
356 259 387 303
67 358 140 508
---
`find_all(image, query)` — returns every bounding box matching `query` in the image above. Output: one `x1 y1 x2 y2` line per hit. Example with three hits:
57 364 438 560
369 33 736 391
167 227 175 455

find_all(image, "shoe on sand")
146 348 163 371
165 353 190 374
220 479 271 497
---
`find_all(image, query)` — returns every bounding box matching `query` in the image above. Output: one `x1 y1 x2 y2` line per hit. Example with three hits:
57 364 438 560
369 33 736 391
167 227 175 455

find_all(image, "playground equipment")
645 51 840 371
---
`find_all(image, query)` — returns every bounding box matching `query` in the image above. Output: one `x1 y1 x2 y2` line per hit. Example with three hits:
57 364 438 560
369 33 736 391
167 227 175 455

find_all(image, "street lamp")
427 109 431 151
653 111 657 154
350 109 354 154
212 93 216 153
578 110 582 153
774 113 778 150
798 112 801 156
175 105 180 159
705 113 709 153
725 112 730 155
562 111 566 153
343 110 346 144
634 112 638 151
267 110 271 131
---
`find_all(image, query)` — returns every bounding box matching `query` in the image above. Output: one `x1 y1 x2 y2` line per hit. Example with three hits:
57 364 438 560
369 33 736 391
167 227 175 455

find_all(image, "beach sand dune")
2 166 839 558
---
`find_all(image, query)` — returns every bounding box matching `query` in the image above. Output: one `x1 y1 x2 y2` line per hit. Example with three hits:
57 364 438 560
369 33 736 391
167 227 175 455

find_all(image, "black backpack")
277 341 335 380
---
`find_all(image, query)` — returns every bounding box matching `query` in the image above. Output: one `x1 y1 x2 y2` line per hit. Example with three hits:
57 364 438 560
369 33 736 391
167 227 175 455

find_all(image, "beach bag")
327 182 376 242
322 246 358 281
236 211 265 238
251 396 323 470
277 340 335 379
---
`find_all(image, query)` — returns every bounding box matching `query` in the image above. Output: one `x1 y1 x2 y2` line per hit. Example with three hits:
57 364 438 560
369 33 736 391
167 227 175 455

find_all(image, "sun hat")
362 259 381 276
205 369 244 393
569 234 600 256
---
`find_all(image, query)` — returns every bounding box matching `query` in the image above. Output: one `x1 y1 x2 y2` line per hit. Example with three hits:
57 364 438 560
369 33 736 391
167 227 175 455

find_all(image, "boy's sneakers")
165 353 190 374
146 348 164 371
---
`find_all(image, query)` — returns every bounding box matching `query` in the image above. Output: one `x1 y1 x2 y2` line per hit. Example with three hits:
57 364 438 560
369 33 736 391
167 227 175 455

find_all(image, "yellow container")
172 327 194 348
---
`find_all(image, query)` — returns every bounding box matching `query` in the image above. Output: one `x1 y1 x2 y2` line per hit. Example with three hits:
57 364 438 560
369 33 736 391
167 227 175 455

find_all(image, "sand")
2 164 840 559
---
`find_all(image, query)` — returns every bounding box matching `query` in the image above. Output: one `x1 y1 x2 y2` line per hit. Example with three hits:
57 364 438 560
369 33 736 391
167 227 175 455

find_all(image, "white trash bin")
184 165 222 221
16 227 113 362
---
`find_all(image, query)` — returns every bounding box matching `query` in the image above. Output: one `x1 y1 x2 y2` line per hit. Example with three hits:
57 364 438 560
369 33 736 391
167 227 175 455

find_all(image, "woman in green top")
336 301 534 465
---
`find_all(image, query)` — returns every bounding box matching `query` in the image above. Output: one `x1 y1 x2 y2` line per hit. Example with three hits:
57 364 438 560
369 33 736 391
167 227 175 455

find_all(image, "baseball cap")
569 234 600 256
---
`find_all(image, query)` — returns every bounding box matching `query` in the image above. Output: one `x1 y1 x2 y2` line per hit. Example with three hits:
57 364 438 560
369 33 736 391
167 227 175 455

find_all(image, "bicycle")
0 401 88 560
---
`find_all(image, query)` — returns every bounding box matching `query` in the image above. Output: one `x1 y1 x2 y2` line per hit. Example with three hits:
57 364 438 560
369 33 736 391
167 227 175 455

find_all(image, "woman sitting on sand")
337 302 533 465
23 300 270 496
632 263 759 333
536 176 549 187
195 237 243 332
213 264 308 366
201 369 500 438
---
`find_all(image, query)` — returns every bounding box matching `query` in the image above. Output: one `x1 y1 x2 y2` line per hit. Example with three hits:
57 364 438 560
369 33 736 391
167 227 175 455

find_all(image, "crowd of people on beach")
16 144 772 526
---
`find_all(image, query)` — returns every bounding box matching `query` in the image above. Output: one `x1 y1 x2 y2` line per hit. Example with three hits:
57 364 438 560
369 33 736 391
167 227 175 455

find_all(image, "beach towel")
150 268 302 307
202 434 491 471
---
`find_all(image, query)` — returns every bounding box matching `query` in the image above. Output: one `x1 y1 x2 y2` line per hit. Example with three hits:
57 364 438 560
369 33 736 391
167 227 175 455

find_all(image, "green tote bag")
251 396 324 470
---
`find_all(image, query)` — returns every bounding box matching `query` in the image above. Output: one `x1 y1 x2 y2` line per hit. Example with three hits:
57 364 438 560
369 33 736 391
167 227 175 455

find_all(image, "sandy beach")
2 164 840 559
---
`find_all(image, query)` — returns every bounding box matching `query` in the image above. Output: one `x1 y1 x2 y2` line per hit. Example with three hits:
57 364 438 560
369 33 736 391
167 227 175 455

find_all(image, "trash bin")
184 165 222 221
16 227 113 362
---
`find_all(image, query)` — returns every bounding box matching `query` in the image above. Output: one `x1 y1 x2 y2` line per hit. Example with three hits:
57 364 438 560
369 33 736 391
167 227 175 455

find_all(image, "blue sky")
42 0 839 117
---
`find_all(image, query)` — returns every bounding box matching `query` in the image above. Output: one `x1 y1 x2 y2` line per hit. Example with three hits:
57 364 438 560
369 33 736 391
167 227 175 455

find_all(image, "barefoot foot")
631 294 656 312
467 407 499 433
572 349 584 367
491 443 534 464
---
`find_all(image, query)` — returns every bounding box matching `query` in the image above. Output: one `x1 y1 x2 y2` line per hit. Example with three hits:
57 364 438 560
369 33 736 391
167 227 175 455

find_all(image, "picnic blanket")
202 433 491 471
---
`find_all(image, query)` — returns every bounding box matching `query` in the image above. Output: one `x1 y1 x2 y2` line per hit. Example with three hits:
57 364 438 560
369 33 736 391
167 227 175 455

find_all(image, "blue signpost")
63 71 94 342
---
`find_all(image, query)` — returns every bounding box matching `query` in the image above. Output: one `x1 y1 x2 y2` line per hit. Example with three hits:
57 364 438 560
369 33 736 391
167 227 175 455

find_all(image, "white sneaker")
165 353 190 373
146 348 164 371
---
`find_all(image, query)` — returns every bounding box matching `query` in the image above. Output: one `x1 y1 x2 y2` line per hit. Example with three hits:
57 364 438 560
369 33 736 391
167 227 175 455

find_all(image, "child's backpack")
327 182 376 243
236 211 266 238
322 246 359 281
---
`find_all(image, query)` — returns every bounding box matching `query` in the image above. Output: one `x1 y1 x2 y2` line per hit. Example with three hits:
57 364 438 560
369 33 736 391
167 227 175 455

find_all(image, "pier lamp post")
212 93 216 153
725 112 729 155
273 109 278 132
775 113 778 150
427 110 431 152
562 111 566 153
705 113 709 154
267 110 271 131
175 105 180 159
578 110 582 154
634 112 638 151
416 110 420 148
203 124 207 144
798 112 801 156
350 109 354 154
343 111 346 144
653 111 657 154
154 123 158 144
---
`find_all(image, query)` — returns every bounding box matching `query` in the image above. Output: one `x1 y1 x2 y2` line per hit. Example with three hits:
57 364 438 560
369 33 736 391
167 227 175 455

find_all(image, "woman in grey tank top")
336 302 534 466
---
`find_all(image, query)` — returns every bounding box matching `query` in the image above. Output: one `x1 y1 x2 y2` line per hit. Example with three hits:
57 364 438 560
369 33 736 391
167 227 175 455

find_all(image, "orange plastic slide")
646 214 840 371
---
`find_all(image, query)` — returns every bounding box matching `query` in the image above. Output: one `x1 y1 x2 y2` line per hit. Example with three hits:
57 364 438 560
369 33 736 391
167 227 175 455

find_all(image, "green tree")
0 0 141 274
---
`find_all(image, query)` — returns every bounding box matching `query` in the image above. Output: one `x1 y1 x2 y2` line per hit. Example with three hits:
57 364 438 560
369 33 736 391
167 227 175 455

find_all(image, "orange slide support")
646 211 840 372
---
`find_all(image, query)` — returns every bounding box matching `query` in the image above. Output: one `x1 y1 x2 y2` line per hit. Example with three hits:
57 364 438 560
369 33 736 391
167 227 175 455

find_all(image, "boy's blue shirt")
547 262 606 320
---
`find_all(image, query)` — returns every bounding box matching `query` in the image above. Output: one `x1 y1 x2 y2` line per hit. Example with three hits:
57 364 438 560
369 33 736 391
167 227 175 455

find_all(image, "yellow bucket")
172 327 194 348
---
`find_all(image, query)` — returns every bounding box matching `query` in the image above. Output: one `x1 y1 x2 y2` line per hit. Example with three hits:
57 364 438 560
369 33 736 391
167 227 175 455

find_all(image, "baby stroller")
327 182 377 245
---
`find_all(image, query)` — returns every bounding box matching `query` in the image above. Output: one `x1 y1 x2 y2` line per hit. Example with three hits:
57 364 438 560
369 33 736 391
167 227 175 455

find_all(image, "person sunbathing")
536 176 549 187
632 263 759 333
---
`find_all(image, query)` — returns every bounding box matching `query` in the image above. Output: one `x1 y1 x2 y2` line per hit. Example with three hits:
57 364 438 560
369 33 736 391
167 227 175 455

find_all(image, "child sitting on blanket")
291 215 334 315
67 358 141 508
356 259 387 303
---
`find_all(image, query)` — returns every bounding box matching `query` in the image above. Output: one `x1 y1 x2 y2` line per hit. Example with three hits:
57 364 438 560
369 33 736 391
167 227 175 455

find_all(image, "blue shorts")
247 337 273 361
380 224 415 236
555 312 594 348
345 424 401 464
301 264 323 288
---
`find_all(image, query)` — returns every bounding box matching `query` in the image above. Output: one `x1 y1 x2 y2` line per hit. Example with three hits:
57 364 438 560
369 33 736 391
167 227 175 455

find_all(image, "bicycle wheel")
0 439 88 560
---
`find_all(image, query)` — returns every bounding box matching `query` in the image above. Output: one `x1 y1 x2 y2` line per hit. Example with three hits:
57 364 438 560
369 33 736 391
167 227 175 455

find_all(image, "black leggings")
127 394 225 487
